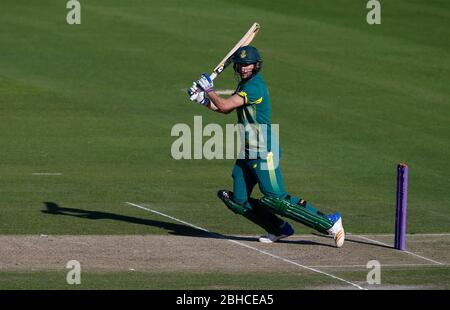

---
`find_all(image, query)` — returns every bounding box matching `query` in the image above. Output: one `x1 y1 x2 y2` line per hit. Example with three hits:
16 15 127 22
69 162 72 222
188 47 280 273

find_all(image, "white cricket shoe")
326 212 345 248
258 221 294 243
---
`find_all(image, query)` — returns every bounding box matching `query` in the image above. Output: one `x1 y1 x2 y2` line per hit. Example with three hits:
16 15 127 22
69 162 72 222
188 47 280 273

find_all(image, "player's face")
237 63 255 80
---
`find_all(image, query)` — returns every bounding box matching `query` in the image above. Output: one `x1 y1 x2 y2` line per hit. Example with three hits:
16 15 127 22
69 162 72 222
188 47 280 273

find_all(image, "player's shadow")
275 239 335 248
42 202 210 238
311 232 394 249
41 202 332 247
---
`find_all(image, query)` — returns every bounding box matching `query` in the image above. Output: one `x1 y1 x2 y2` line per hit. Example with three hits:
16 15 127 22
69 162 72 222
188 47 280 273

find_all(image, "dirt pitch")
0 233 448 289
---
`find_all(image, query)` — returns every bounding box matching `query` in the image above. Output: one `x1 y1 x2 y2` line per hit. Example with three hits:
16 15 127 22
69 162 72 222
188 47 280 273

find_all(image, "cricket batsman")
188 46 345 247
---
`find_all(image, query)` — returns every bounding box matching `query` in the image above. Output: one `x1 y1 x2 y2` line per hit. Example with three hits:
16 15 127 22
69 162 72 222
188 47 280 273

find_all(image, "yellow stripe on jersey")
237 92 263 105
237 91 248 104
266 152 280 193
249 97 263 104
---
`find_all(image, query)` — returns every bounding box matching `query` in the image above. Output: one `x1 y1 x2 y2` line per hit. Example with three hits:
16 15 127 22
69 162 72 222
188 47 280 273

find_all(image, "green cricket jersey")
235 73 276 159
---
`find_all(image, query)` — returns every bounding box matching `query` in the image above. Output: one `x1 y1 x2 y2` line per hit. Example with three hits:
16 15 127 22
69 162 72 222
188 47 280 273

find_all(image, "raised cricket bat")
189 22 260 96
209 22 260 80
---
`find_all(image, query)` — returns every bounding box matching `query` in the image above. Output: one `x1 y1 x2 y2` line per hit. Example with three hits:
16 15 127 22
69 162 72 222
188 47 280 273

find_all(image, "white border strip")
354 235 444 265
125 202 366 290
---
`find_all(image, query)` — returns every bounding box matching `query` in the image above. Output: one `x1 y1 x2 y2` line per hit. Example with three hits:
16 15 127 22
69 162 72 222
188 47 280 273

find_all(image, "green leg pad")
260 196 333 233
219 196 283 236
220 195 247 215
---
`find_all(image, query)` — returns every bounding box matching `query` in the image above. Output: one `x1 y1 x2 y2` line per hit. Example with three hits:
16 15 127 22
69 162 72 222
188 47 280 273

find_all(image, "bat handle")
191 72 216 93
209 72 217 81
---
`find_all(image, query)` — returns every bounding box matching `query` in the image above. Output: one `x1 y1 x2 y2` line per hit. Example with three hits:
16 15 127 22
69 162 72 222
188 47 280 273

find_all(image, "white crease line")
353 233 450 237
126 202 209 233
407 233 450 236
125 202 366 290
309 263 448 268
354 235 444 265
32 173 62 176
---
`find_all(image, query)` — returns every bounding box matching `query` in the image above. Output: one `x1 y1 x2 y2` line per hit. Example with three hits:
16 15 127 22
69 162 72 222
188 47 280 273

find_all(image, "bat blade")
188 22 260 99
212 22 260 76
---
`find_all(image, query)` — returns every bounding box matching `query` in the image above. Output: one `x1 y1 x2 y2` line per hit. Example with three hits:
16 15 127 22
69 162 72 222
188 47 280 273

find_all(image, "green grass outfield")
0 0 449 290
1 0 448 235
1 267 449 290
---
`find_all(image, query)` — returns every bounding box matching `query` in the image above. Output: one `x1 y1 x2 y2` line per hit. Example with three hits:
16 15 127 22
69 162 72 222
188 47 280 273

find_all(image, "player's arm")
188 87 240 114
206 92 244 114
196 73 244 114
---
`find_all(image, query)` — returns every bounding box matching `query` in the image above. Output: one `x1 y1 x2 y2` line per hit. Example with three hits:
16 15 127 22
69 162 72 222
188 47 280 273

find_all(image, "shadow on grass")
311 232 394 250
42 202 209 237
42 202 333 247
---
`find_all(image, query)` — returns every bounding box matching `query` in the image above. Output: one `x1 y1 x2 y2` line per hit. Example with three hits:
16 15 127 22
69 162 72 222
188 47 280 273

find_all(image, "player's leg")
254 159 331 233
255 153 345 247
247 196 294 243
235 158 294 243
217 160 285 236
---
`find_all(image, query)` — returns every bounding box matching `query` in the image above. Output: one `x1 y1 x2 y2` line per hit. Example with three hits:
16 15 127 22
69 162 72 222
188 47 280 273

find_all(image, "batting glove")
197 73 214 93
188 82 200 101
195 90 210 106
